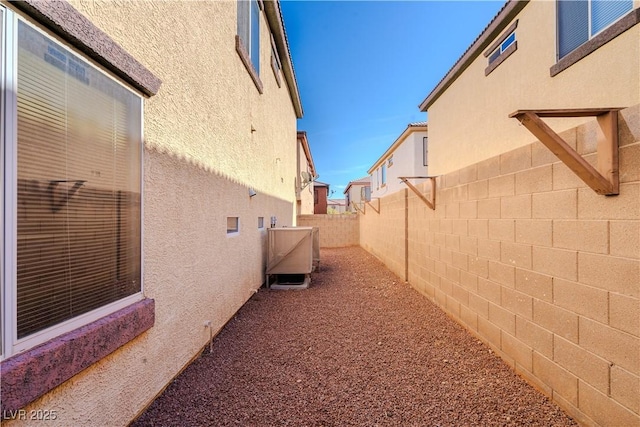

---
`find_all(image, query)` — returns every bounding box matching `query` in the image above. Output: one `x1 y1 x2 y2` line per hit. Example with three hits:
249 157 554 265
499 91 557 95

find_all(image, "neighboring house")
419 0 639 177
368 122 428 198
296 131 317 215
0 1 303 425
344 176 371 212
409 0 639 425
327 199 347 214
313 181 329 214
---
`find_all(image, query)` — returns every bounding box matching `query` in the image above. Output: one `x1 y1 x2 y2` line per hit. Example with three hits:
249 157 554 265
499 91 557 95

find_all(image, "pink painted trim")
1 299 155 414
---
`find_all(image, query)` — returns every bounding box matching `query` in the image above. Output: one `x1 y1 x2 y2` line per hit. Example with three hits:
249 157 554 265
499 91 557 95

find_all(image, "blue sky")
280 0 506 197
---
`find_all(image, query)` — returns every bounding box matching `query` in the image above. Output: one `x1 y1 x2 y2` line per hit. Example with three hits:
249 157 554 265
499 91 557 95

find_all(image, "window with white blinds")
557 0 633 59
237 0 260 75
15 21 142 339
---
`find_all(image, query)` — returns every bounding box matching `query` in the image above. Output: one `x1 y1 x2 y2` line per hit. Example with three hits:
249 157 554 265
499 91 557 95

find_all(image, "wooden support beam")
509 109 621 195
399 176 437 210
351 201 365 215
366 198 380 214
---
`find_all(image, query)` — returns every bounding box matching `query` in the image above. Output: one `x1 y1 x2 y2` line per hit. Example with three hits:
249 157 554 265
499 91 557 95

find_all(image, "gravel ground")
131 246 577 427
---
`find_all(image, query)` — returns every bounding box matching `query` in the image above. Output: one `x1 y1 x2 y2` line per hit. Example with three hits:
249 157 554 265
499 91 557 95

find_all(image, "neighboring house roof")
344 176 371 194
264 0 303 118
297 131 317 178
313 181 329 188
367 122 428 174
327 199 345 206
419 0 526 112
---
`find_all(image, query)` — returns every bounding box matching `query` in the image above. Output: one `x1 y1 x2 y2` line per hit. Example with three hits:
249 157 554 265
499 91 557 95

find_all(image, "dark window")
15 20 142 339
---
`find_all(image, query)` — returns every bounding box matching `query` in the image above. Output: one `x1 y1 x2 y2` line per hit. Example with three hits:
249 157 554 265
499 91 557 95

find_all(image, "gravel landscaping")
131 246 577 427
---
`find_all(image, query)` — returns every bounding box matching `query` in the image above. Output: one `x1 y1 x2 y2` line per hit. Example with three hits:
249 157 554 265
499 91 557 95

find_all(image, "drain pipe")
204 320 213 353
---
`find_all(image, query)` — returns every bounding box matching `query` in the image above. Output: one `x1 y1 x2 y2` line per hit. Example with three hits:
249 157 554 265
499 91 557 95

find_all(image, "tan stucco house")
296 131 317 215
368 122 428 198
420 0 639 177
344 176 372 212
0 1 304 425
327 198 347 214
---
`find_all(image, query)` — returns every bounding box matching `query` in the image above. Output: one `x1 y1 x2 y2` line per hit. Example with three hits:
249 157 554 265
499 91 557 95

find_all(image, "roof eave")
418 0 529 112
264 0 303 118
367 125 428 174
297 131 316 177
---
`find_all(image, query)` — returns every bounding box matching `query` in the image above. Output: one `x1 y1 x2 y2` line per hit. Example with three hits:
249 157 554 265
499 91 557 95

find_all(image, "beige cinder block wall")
4 1 300 426
360 105 640 427
297 214 359 248
359 190 408 281
424 0 640 176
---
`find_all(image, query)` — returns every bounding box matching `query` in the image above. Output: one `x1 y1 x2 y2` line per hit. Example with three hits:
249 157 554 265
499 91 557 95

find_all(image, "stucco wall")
296 139 314 216
359 190 408 280
360 105 640 426
427 1 640 176
371 131 428 198
3 1 300 426
297 214 359 248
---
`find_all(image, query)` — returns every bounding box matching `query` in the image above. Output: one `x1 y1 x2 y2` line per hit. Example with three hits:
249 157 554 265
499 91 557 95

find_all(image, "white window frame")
1 9 144 359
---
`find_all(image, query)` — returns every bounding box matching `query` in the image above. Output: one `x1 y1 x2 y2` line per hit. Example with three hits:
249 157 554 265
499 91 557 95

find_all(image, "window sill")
551 8 639 77
1 298 155 413
236 35 263 94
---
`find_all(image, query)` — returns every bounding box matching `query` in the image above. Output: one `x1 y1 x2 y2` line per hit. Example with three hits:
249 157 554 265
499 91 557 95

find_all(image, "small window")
488 32 516 65
484 20 518 75
227 217 239 234
258 217 264 229
388 155 393 167
270 35 282 87
361 186 371 202
381 165 387 186
423 136 429 167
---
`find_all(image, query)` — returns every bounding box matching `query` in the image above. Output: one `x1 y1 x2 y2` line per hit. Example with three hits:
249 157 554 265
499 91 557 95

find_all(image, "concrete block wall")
359 105 640 427
297 214 359 248
359 190 408 281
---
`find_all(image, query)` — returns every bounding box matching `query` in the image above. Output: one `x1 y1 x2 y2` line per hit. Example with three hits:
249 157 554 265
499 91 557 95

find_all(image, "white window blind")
592 0 633 34
16 21 142 339
558 0 632 59
558 0 589 58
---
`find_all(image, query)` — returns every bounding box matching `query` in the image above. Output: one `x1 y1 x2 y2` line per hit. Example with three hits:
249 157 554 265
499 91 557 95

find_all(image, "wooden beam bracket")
399 176 437 210
365 198 380 214
351 201 365 215
509 108 622 195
